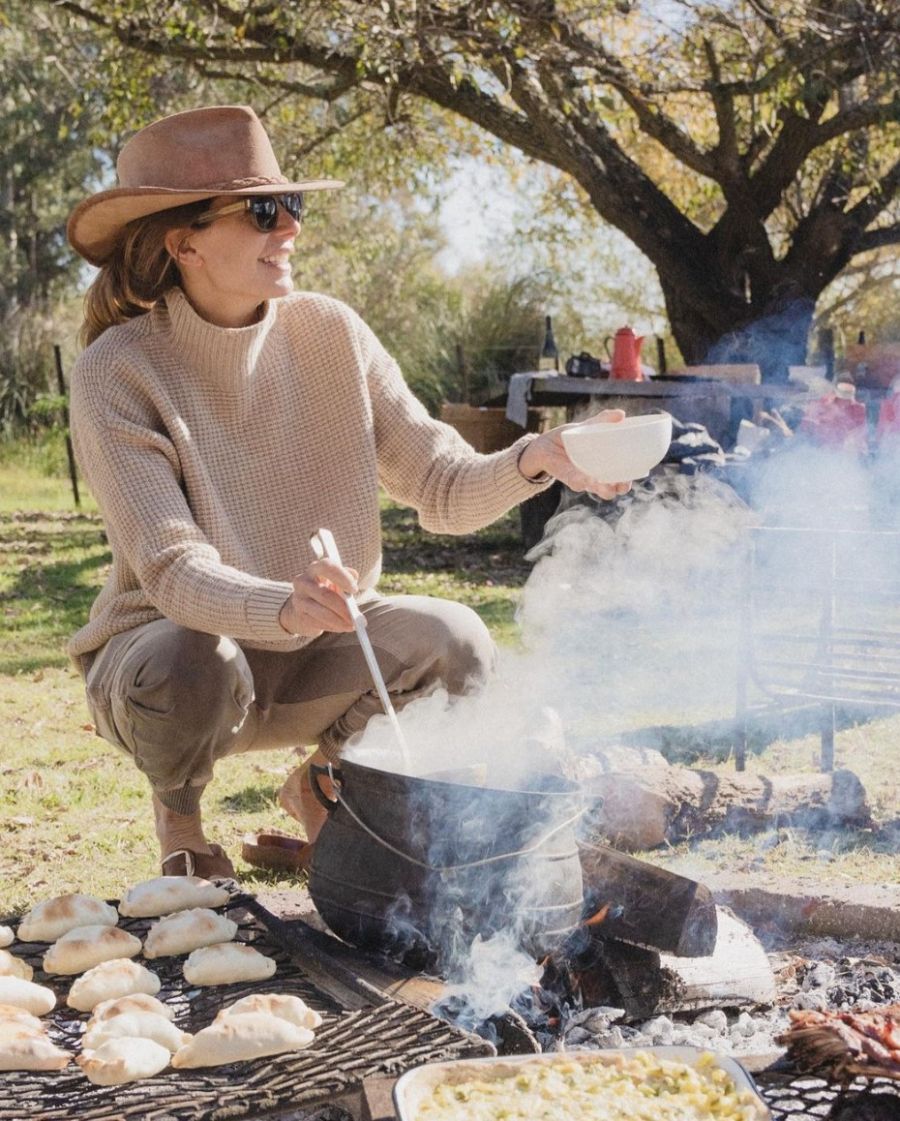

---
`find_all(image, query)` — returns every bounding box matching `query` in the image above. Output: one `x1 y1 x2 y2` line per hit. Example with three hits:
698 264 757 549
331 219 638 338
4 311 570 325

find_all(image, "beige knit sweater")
68 288 549 658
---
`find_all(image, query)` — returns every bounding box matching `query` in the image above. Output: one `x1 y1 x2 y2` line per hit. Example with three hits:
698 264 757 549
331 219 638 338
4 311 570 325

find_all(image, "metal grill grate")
736 524 900 770
755 1070 900 1119
0 893 491 1121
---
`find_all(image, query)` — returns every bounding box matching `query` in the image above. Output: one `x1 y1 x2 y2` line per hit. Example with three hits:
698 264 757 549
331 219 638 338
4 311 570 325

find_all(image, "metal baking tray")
393 1045 771 1120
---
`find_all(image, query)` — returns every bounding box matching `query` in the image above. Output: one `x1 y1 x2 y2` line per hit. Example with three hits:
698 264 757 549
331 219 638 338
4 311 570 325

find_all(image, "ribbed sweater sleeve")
67 289 552 660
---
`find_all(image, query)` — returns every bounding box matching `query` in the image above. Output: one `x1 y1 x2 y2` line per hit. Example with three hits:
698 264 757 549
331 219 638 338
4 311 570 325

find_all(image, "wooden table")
504 372 812 443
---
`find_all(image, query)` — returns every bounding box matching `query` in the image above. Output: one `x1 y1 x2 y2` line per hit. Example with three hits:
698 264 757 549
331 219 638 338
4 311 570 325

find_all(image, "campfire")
427 895 900 1119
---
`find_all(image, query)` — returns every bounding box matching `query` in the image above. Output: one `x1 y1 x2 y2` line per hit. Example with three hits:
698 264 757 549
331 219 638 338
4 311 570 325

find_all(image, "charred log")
583 766 870 852
576 841 718 957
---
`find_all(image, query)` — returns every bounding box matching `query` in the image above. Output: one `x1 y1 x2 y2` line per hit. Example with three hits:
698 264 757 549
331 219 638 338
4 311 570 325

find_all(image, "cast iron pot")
307 758 584 971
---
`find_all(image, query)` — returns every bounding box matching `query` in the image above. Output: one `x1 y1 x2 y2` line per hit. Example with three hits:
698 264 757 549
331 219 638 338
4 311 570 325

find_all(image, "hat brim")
68 179 344 266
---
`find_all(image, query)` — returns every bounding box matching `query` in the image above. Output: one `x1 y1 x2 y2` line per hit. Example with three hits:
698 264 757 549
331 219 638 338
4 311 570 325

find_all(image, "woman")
66 105 630 879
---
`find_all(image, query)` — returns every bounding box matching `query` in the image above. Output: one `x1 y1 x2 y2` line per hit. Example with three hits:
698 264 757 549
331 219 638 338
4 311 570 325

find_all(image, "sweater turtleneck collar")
163 287 277 391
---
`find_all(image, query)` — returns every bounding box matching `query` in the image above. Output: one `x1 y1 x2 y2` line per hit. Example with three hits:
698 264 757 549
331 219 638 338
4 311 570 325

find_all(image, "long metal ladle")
310 528 412 770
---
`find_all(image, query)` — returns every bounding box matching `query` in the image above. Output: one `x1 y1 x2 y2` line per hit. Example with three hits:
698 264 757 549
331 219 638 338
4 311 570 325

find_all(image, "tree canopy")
50 0 900 378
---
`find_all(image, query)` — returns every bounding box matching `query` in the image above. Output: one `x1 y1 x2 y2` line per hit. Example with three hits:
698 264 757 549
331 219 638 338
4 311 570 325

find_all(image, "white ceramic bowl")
561 412 672 482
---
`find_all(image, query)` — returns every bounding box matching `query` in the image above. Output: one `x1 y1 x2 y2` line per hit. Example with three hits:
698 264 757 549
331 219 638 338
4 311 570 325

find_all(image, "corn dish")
398 1049 768 1121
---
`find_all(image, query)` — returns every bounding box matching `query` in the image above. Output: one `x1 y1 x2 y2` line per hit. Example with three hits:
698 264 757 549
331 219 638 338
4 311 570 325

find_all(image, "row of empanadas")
34 903 235 979
18 877 230 944
76 993 186 1085
12 879 235 983
76 992 320 1080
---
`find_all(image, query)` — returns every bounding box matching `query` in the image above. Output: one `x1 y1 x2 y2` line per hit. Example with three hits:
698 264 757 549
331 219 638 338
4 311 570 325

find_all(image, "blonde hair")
80 200 211 346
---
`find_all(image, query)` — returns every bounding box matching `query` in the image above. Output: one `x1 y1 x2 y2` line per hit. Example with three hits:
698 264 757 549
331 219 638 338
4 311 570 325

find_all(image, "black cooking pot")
307 758 584 971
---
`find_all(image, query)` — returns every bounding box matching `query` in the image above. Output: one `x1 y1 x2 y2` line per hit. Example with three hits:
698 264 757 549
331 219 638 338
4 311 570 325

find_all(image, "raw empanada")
217 993 322 1030
77 1037 170 1085
119 875 229 918
143 908 236 959
0 949 33 982
67 957 161 1012
0 1004 43 1033
88 992 174 1024
183 943 276 986
18 894 118 943
43 925 141 976
0 1032 70 1071
82 1011 189 1054
0 1020 43 1042
171 1011 313 1068
0 977 56 1016
0 927 13 949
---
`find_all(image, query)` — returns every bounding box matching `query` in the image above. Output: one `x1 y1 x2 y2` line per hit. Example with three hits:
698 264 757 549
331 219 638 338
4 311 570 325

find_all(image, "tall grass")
0 431 91 514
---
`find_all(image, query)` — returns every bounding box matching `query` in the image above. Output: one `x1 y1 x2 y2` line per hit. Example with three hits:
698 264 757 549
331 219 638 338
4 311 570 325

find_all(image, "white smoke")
339 441 895 1021
346 470 753 775
441 932 542 1022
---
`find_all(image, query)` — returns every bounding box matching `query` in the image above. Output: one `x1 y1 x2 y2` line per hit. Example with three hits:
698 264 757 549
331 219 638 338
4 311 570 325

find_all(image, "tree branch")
612 85 716 179
191 63 375 154
193 60 360 103
56 0 348 66
815 98 900 146
847 155 900 231
702 37 740 179
749 111 821 218
857 223 900 253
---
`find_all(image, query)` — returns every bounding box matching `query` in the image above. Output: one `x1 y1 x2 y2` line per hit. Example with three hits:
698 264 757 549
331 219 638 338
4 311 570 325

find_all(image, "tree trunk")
659 270 817 382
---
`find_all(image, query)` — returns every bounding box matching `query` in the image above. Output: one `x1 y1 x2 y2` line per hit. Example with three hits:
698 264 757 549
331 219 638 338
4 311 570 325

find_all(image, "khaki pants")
82 594 494 815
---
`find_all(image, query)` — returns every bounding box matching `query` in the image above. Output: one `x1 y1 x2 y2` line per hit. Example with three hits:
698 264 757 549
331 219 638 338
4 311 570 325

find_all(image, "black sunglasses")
194 193 305 232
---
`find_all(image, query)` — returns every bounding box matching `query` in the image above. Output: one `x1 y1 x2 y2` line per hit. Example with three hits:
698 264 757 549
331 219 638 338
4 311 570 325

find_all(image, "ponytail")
80 200 210 347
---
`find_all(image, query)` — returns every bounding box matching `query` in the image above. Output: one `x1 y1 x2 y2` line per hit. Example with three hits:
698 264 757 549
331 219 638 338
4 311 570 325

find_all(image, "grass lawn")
1 453 897 916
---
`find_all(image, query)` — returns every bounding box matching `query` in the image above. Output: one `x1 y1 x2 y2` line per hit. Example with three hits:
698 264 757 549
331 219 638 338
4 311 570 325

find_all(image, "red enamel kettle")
606 326 645 380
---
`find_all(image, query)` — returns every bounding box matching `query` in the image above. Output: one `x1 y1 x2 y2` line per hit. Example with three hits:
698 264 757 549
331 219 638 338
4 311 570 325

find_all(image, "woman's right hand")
279 558 360 638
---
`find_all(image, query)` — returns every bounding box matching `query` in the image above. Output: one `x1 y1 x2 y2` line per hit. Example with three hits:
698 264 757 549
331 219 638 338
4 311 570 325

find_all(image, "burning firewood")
776 1004 900 1083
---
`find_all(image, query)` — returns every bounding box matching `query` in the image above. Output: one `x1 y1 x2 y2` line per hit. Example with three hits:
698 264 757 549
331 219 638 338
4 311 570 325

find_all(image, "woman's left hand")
518 409 633 499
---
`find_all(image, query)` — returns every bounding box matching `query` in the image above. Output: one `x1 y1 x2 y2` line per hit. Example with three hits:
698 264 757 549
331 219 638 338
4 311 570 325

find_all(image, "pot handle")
309 763 342 814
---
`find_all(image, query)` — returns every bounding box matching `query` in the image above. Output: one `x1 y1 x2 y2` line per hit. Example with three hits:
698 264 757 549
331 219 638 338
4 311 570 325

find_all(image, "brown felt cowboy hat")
67 105 344 266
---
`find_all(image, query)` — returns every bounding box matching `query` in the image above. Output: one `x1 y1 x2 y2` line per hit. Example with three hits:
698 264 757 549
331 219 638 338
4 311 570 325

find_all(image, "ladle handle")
309 763 342 814
310 528 363 624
